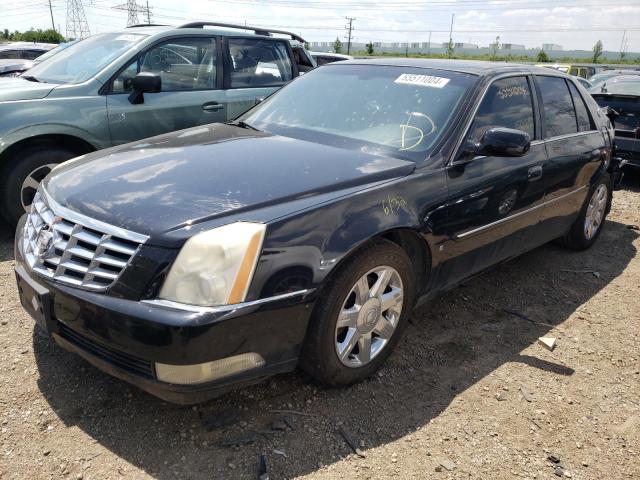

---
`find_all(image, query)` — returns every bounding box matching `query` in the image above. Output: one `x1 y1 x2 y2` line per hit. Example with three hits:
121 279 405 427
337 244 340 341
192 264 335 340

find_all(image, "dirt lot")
1 180 639 480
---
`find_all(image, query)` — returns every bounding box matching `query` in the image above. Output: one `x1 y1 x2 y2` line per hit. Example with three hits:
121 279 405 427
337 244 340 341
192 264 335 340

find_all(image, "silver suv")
0 22 315 224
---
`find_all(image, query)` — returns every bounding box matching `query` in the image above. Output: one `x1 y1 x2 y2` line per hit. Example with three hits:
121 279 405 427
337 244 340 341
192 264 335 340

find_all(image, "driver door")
438 75 548 287
106 36 227 145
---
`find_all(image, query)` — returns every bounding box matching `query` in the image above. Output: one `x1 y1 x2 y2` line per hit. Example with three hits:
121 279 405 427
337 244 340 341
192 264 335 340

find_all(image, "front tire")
559 175 612 250
300 239 416 386
0 146 77 225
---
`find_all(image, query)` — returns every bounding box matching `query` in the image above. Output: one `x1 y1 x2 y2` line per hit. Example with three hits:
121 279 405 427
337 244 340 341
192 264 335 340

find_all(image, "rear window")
537 76 578 137
228 38 293 88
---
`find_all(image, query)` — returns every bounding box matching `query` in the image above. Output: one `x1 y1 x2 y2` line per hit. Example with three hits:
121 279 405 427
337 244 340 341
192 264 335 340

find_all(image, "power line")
112 0 152 26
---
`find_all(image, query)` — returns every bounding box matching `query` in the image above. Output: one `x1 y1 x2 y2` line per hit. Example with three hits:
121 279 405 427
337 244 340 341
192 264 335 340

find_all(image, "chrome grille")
23 191 145 291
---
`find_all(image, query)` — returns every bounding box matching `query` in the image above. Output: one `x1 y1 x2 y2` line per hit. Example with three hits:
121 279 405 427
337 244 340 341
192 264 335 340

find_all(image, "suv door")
441 75 547 286
534 75 606 242
223 37 295 119
105 36 226 145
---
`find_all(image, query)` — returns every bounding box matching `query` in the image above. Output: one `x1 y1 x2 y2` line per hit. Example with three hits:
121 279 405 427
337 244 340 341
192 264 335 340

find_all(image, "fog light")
155 353 266 385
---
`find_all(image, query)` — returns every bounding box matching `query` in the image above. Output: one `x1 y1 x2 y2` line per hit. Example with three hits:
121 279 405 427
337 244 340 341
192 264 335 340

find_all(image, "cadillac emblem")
34 225 54 258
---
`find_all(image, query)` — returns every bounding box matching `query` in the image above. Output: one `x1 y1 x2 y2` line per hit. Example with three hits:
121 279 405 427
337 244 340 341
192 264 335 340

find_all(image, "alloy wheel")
21 163 57 212
584 184 608 240
335 266 404 368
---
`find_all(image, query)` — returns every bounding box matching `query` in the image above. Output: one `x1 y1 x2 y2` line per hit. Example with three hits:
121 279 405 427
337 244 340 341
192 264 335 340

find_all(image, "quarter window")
467 76 535 144
537 76 578 137
228 38 293 88
112 37 217 93
568 81 593 131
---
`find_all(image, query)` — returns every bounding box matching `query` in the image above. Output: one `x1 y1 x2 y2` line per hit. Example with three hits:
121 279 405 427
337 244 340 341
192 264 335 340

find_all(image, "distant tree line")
1 28 65 44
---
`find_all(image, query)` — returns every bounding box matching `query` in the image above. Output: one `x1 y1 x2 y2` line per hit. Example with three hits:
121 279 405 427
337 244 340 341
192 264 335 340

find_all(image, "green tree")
333 37 342 54
1 28 64 43
536 50 550 62
366 41 374 55
446 39 454 59
592 40 603 63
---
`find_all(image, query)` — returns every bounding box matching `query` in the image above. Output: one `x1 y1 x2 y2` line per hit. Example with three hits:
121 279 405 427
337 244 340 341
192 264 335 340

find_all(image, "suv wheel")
1 146 78 225
300 239 415 386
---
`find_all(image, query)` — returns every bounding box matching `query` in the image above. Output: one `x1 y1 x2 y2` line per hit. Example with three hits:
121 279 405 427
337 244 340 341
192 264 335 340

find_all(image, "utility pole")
345 16 355 55
428 30 431 54
448 13 455 59
48 0 56 31
146 0 151 24
66 0 90 39
619 30 627 59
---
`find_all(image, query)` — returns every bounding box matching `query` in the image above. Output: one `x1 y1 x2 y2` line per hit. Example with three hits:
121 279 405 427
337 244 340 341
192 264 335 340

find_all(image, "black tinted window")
568 81 592 131
538 76 578 137
0 50 18 59
468 76 535 143
228 38 293 88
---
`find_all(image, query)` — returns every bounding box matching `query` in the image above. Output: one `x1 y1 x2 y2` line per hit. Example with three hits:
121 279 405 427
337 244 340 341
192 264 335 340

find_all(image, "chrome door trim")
454 185 587 239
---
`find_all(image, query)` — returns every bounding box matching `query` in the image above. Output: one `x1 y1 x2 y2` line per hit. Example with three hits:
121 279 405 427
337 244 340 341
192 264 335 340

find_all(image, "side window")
537 76 578 137
567 81 593 131
228 38 293 88
23 50 44 60
467 76 535 144
0 50 18 59
112 37 217 93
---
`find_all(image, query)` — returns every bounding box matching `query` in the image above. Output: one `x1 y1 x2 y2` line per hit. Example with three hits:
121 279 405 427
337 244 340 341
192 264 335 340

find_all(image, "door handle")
527 165 543 181
202 102 224 112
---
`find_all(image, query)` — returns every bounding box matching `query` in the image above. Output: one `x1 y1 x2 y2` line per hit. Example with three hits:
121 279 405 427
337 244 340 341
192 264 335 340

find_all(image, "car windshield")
25 33 147 84
242 64 476 162
591 78 640 96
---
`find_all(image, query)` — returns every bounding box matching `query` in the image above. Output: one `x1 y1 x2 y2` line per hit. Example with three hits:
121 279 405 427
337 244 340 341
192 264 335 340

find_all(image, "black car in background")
591 76 640 174
14 59 622 403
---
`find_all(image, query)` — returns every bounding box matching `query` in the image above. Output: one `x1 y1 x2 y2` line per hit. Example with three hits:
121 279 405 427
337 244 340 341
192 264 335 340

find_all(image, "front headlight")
159 222 266 306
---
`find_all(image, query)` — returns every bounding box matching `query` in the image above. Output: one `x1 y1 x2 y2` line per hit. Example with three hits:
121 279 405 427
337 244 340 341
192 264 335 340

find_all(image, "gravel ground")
1 178 639 480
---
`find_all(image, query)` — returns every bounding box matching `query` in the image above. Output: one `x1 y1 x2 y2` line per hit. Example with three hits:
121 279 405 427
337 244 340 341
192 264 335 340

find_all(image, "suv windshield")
242 64 476 162
25 33 147 84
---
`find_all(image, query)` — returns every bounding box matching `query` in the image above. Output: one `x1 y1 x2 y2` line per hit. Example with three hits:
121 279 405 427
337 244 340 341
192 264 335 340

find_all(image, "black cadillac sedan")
14 59 622 403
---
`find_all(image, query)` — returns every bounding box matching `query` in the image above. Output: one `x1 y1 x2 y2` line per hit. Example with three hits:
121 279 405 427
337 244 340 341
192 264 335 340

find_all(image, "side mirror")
603 105 619 123
128 72 161 105
474 127 531 157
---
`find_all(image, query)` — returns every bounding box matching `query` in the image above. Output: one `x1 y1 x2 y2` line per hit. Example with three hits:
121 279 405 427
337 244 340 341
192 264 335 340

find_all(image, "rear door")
222 37 295 119
106 35 227 145
440 75 547 287
534 75 606 241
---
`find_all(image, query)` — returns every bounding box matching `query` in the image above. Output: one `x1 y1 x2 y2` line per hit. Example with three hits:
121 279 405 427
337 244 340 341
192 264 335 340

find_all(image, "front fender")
250 169 450 301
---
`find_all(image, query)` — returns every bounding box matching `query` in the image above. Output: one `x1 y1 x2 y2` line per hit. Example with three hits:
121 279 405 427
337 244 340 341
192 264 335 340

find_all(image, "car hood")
0 77 57 101
45 123 415 238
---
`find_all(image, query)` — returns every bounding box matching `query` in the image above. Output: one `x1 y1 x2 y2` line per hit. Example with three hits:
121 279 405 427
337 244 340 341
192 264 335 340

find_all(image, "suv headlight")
159 222 266 306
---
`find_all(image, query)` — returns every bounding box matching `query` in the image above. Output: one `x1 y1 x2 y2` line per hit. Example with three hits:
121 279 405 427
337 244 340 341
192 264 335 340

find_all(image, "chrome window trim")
143 289 314 313
455 185 587 239
543 130 599 143
449 71 538 166
41 186 149 244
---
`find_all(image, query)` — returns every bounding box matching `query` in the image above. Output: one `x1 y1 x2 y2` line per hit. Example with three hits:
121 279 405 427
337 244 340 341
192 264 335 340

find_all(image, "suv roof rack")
127 24 168 28
178 21 305 43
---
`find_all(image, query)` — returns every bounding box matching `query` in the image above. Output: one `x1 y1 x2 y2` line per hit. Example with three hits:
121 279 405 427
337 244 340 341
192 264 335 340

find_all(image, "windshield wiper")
21 75 41 83
227 120 260 131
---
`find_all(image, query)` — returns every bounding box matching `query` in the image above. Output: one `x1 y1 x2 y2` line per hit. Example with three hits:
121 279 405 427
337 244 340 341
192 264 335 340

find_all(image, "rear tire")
300 239 416 386
558 175 612 250
0 145 78 225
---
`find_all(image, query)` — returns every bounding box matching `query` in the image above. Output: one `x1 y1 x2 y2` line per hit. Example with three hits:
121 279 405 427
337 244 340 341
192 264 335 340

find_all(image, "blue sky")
3 0 640 52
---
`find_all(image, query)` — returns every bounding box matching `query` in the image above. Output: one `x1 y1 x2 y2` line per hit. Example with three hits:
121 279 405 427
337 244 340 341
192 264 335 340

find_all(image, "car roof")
335 58 559 76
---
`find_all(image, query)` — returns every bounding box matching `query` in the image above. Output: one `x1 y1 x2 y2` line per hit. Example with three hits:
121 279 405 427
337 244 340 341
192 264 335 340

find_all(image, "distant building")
444 42 478 49
501 43 526 50
542 43 563 51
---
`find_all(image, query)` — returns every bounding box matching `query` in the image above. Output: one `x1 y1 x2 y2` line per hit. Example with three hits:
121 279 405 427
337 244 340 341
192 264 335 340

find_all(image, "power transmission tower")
66 0 90 40
113 0 152 27
345 17 355 55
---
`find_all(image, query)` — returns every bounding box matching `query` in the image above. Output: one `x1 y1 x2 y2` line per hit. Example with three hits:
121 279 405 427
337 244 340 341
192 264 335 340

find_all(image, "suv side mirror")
474 127 531 157
603 105 619 124
128 72 161 105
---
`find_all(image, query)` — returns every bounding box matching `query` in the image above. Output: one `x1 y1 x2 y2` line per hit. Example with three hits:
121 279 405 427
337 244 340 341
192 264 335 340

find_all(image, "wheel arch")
0 133 97 170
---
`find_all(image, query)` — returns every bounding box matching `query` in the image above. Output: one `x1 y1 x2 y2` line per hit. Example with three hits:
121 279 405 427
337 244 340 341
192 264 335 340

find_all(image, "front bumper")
14 217 315 404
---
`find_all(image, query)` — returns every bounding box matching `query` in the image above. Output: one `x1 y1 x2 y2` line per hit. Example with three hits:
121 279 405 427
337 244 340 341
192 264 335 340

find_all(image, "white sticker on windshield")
395 74 450 88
